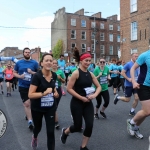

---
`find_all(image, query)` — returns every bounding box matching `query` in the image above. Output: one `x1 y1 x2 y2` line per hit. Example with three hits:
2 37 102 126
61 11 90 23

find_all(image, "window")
71 30 76 39
109 46 113 55
71 19 76 26
131 48 138 54
91 22 96 28
109 34 113 42
131 22 137 41
91 32 95 40
81 44 86 53
81 20 86 27
100 23 104 29
100 45 105 54
71 43 76 49
100 33 105 41
117 35 120 42
118 25 120 31
81 31 86 40
117 46 120 51
91 44 94 53
130 0 137 13
109 25 113 30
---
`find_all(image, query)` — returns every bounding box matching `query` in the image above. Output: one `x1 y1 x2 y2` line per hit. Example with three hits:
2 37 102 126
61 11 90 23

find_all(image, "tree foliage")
52 39 63 59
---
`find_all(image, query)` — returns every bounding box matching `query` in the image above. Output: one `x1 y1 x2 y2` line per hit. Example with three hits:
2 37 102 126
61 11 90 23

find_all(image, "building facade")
51 7 120 62
120 0 150 61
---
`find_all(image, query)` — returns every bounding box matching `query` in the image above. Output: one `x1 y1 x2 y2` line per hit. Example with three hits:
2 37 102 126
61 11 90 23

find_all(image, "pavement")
0 85 150 150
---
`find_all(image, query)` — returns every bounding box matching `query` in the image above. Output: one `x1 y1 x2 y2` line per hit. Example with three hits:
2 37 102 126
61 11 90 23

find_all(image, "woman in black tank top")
60 47 101 150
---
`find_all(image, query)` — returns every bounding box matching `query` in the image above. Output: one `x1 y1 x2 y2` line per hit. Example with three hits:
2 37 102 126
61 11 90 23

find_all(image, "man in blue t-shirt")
114 53 139 116
127 50 150 139
14 47 39 130
0 63 4 94
57 55 66 95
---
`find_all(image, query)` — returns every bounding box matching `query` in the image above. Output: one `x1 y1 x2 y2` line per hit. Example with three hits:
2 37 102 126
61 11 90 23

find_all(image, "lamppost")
26 41 29 47
84 11 96 63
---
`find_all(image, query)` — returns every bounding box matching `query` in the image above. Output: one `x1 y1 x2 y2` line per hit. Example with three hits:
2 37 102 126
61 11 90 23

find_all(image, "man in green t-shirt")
93 58 111 119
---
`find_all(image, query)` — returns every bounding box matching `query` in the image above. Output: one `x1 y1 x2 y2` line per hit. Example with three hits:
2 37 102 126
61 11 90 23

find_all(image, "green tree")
52 39 63 59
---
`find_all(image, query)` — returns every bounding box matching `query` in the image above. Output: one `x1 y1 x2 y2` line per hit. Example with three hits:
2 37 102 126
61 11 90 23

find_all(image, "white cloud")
0 36 7 42
41 11 49 15
21 15 54 52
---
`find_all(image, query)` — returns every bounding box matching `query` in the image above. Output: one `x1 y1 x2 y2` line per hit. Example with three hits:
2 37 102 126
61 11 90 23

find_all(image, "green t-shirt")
55 69 65 87
93 66 109 91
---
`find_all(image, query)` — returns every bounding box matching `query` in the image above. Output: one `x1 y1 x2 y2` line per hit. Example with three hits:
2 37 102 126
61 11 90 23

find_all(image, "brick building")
120 0 150 61
51 7 120 62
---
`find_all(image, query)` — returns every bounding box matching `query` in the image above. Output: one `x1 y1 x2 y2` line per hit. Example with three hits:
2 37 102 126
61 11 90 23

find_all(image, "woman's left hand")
87 94 96 100
54 91 59 98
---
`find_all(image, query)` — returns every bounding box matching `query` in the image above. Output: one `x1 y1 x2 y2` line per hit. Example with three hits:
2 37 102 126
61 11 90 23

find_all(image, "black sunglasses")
100 61 105 64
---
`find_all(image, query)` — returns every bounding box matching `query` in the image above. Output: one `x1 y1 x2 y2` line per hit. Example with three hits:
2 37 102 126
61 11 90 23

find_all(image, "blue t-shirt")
69 65 76 70
64 66 70 73
109 64 118 77
123 61 139 87
136 50 150 86
57 59 66 71
14 59 39 88
118 65 124 78
0 67 4 78
88 63 95 73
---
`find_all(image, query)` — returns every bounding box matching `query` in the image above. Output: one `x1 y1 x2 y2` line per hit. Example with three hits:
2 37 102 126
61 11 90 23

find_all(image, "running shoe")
129 111 135 116
80 146 89 150
114 94 119 105
55 122 60 129
60 128 68 144
1 91 3 94
28 121 34 130
126 119 135 136
100 111 107 118
31 135 38 150
62 91 66 96
94 113 99 119
9 93 11 96
6 93 9 97
134 129 143 139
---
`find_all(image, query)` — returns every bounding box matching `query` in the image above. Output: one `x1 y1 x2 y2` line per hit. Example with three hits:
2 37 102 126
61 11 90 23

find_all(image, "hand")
128 78 132 82
20 74 25 79
81 96 90 103
87 94 96 100
133 82 140 89
54 91 59 98
44 88 52 95
107 77 111 80
27 68 32 74
57 75 61 80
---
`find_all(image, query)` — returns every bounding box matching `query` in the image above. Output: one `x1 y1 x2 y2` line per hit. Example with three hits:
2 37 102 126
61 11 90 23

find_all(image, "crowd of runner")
1 47 150 150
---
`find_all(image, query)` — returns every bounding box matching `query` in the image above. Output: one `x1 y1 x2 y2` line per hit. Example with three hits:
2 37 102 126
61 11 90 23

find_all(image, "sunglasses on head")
100 61 105 64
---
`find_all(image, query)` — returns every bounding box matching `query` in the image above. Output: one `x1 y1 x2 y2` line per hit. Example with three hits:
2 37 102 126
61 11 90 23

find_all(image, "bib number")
6 74 11 78
84 87 95 97
100 76 108 84
41 93 54 107
23 72 31 81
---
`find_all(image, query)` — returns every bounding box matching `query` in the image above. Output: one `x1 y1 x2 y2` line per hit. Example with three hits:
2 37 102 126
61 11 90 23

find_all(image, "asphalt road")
0 85 150 150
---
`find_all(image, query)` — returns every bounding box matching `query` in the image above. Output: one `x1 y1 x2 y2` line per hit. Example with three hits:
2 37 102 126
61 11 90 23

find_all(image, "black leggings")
118 78 125 91
31 109 55 150
69 99 94 137
108 77 118 88
96 90 110 108
56 87 62 109
65 73 69 84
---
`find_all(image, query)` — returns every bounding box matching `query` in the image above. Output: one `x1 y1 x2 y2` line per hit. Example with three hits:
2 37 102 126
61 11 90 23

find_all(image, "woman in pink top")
3 64 14 96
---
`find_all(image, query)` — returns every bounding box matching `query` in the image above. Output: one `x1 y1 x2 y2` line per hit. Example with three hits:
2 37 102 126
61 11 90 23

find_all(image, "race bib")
65 70 69 73
84 87 95 97
55 81 58 89
41 93 54 107
60 67 64 70
0 74 3 78
6 74 11 78
100 76 108 84
113 70 117 74
23 72 31 81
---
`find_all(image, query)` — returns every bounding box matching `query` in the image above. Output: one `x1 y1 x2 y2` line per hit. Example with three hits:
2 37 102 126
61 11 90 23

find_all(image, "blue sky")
0 0 120 52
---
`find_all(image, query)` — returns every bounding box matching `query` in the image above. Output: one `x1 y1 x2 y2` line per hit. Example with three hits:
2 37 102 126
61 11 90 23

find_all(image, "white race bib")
55 81 58 89
6 74 11 78
84 87 95 97
65 70 69 73
0 74 3 78
23 72 31 81
41 93 54 107
60 67 64 71
100 76 108 84
113 70 117 74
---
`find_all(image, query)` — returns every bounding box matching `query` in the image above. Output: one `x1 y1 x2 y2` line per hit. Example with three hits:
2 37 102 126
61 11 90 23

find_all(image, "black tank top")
73 68 93 98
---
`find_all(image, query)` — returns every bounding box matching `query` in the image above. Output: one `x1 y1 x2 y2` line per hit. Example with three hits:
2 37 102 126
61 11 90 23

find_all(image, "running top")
94 66 109 91
57 59 66 71
64 66 70 74
0 67 4 78
30 70 57 112
109 64 119 78
14 59 39 88
123 61 139 87
136 50 150 86
118 65 124 78
73 68 93 99
88 63 95 73
5 68 13 80
55 69 65 88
